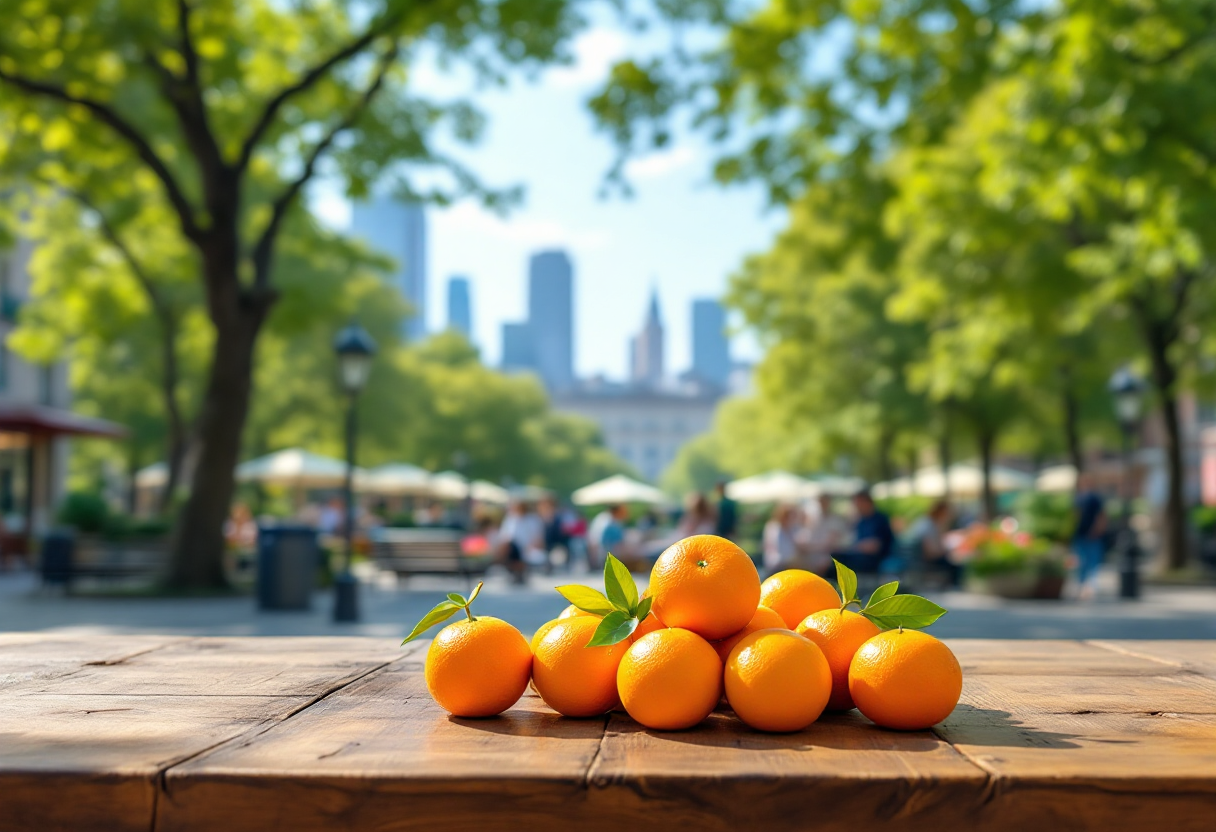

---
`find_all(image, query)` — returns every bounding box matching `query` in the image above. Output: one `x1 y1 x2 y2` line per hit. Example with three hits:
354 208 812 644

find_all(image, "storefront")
0 403 124 558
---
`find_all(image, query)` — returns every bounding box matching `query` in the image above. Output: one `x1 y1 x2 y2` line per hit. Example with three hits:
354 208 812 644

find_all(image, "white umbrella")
572 474 667 506
357 463 432 496
872 477 915 499
1035 464 1077 493
235 448 354 487
428 471 510 505
726 471 820 504
135 462 168 489
902 463 1034 498
812 475 867 496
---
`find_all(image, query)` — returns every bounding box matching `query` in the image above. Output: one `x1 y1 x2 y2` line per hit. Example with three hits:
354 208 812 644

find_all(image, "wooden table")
1 635 1213 831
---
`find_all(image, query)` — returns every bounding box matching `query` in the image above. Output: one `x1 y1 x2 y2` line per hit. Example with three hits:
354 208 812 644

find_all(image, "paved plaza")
1 564 1213 641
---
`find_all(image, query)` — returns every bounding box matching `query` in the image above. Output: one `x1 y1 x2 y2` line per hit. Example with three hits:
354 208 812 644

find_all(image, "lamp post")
452 450 471 531
332 323 377 623
1109 367 1145 600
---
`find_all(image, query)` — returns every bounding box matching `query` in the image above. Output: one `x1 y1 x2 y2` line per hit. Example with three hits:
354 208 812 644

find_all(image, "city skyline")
446 276 472 339
349 196 428 342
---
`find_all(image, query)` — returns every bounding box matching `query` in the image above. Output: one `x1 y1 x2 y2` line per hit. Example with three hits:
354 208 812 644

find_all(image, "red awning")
0 403 126 438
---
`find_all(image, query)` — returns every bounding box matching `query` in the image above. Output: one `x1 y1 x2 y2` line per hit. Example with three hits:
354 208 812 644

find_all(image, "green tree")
0 0 582 588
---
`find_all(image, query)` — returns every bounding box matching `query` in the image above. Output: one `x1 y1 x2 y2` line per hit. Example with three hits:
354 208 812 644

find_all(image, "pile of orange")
418 534 961 734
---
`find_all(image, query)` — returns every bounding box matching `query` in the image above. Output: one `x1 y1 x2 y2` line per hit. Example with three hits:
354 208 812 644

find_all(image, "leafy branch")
556 554 654 648
401 581 483 644
832 559 947 631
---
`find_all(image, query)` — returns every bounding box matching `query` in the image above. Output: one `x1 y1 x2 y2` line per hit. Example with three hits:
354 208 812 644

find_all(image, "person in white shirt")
763 504 801 575
499 502 544 585
805 495 850 575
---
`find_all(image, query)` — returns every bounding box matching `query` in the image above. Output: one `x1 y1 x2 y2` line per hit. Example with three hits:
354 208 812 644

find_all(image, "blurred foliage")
57 491 110 534
876 496 935 525
1014 492 1077 544
610 0 1216 565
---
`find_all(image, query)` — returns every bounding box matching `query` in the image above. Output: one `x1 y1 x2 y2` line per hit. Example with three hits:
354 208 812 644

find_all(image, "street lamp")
1108 367 1145 600
333 322 377 623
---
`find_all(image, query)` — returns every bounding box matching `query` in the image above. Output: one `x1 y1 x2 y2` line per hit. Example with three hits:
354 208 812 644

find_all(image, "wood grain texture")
0 637 415 832
0 633 182 693
1 636 1214 832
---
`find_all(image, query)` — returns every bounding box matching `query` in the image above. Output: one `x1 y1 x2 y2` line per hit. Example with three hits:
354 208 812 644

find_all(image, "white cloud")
623 145 698 180
438 201 610 251
548 28 628 90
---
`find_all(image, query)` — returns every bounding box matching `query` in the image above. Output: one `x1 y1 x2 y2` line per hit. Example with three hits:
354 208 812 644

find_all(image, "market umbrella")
1035 464 1077 493
812 475 868 496
725 471 819 504
357 463 433 496
235 448 355 488
429 471 510 505
572 474 667 506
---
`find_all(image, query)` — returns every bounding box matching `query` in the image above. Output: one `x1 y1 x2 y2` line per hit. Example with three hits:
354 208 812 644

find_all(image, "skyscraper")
500 322 535 372
350 196 427 341
691 298 731 387
630 289 665 388
527 250 574 392
447 276 472 339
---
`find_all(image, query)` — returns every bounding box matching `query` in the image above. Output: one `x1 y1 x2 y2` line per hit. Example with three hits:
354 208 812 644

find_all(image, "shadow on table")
933 704 1085 749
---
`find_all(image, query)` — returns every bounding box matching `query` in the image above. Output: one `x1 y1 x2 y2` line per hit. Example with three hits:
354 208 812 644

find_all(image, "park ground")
1 565 1214 641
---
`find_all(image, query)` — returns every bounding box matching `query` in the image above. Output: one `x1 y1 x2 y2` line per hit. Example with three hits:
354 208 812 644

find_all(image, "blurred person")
538 496 568 573
909 499 960 587
318 496 344 537
498 501 545 585
805 495 850 575
1072 471 1108 600
677 492 716 538
836 489 894 573
587 505 615 567
599 503 631 557
224 502 257 551
714 481 738 540
762 504 802 574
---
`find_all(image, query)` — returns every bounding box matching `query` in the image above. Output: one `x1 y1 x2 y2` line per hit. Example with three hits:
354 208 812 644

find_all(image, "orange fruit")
532 617 630 717
530 618 563 653
796 609 881 711
649 535 761 640
713 605 788 662
617 628 721 730
724 629 831 732
425 616 532 717
848 629 962 730
558 604 599 620
633 611 665 640
759 570 840 628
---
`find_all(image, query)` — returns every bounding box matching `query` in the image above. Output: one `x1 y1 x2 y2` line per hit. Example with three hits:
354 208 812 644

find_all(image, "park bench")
39 532 167 589
371 527 491 588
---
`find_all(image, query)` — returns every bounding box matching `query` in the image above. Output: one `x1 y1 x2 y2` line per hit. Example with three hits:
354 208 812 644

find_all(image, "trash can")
40 531 76 587
256 525 318 611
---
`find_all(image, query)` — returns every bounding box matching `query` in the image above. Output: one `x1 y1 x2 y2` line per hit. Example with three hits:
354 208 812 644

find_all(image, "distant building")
0 242 122 539
447 276 472 339
527 250 575 392
501 322 535 373
630 289 665 388
555 386 719 483
350 196 427 341
691 298 731 388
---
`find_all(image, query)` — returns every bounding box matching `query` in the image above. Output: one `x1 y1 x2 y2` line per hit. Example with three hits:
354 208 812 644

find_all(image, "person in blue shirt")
836 489 894 573
1072 472 1107 600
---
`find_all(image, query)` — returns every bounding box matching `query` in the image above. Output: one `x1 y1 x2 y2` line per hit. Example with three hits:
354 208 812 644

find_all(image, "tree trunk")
977 427 996 520
1060 374 1084 481
157 311 189 515
166 300 268 590
1147 347 1189 571
939 410 952 500
877 426 895 485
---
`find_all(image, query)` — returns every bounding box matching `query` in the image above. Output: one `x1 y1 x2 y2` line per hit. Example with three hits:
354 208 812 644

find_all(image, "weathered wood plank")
1090 640 1216 680
935 707 1216 830
947 638 1175 676
582 709 988 832
159 657 608 832
21 636 403 697
0 634 183 693
0 637 415 832
960 671 1216 715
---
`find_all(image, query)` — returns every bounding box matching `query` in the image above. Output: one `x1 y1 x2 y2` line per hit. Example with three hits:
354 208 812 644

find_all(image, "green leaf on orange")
833 558 859 606
860 594 947 630
603 552 639 612
466 581 483 605
555 584 616 617
401 600 464 644
865 580 899 609
636 595 653 622
585 609 639 647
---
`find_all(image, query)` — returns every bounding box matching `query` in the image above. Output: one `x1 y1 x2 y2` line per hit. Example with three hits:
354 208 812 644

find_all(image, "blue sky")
315 24 786 379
